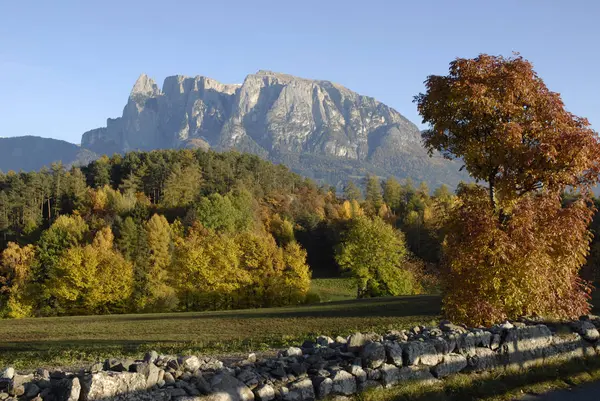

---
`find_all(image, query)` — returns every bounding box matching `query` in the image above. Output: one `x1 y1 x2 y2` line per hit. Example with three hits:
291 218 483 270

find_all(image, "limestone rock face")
80 71 467 188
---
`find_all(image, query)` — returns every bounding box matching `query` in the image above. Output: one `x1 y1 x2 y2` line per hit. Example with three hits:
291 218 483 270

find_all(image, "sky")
1 0 599 144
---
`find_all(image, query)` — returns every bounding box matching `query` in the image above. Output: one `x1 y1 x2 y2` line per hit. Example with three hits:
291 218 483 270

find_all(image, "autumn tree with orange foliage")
415 54 600 326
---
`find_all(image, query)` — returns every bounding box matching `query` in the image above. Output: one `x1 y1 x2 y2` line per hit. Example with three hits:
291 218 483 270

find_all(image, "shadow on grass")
100 295 442 322
361 357 600 401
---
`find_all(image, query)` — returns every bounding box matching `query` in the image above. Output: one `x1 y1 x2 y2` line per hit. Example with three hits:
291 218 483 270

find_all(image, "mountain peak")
130 74 160 98
79 70 467 188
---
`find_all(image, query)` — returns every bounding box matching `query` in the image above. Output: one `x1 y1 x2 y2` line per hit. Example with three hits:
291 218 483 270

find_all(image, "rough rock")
254 384 275 401
500 325 553 368
289 378 315 401
360 342 385 368
466 348 499 371
210 373 254 401
0 368 14 380
80 372 146 401
384 342 403 366
380 364 400 388
571 321 600 342
283 347 303 357
397 366 436 384
56 377 81 401
181 356 202 371
312 377 332 399
330 370 356 395
431 353 468 378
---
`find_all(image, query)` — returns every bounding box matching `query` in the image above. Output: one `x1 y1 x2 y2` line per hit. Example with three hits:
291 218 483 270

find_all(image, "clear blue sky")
1 0 598 144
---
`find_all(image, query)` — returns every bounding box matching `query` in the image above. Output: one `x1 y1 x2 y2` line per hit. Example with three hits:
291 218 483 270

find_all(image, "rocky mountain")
82 71 467 188
0 136 97 173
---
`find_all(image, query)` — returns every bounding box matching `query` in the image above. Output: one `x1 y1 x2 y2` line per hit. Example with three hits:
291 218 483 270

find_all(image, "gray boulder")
0 367 14 380
181 356 202 372
312 377 332 399
397 366 436 384
384 342 403 366
289 378 315 401
254 384 275 401
500 325 552 368
56 377 81 401
80 372 146 401
330 370 356 395
379 364 400 388
467 348 499 371
360 342 385 369
571 321 600 342
210 373 254 401
431 353 468 378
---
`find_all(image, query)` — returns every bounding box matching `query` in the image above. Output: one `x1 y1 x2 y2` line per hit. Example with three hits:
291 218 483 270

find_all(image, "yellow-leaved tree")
48 227 133 315
0 243 36 318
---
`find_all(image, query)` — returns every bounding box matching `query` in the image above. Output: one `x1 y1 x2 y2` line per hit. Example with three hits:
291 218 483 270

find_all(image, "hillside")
0 136 97 172
80 71 468 188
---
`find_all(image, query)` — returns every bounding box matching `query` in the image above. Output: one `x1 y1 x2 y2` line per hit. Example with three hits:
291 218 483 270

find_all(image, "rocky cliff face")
82 71 466 188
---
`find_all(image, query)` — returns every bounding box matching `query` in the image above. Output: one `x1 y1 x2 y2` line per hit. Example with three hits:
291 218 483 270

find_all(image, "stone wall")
2 316 600 401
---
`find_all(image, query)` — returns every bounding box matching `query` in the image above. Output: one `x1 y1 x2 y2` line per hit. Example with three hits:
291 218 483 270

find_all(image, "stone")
457 332 478 354
24 382 40 398
316 336 334 347
146 363 160 388
490 334 501 351
431 353 468 378
358 380 382 391
439 321 467 334
164 372 176 385
144 351 159 364
56 377 81 401
237 369 260 389
500 325 553 368
467 348 499 371
283 347 303 357
397 366 436 384
335 337 347 345
401 341 439 366
330 370 356 395
313 377 332 399
360 342 385 369
181 356 202 371
210 373 254 401
346 333 366 353
289 378 315 401
0 367 14 380
384 342 404 366
544 333 595 362
418 342 440 366
247 353 257 363
430 337 450 355
80 372 145 401
348 365 366 383
380 364 400 388
254 384 275 401
571 321 600 342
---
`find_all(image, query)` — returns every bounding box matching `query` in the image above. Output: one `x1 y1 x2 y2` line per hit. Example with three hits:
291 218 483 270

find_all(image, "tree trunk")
488 175 496 211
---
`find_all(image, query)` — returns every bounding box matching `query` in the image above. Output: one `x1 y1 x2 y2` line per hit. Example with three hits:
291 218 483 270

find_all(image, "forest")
0 148 456 318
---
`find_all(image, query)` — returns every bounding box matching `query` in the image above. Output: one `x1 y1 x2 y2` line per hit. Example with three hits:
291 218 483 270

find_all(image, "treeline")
0 148 463 318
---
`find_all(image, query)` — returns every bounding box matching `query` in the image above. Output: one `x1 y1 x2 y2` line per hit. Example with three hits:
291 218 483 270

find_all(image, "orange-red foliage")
415 54 600 325
443 185 593 326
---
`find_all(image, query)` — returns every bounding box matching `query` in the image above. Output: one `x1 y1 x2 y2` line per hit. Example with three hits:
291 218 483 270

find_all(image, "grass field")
310 277 357 302
0 294 440 370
